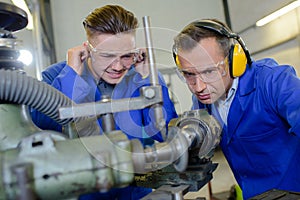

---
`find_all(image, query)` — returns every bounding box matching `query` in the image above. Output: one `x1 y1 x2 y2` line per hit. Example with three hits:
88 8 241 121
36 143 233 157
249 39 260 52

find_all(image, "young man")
31 5 177 200
172 19 300 199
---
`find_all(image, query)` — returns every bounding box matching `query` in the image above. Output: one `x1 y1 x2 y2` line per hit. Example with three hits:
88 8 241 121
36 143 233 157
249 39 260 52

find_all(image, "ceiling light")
18 49 33 66
256 0 300 26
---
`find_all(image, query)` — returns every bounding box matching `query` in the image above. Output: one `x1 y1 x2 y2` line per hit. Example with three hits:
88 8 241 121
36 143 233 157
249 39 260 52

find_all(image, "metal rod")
142 16 159 86
142 16 166 140
100 95 115 133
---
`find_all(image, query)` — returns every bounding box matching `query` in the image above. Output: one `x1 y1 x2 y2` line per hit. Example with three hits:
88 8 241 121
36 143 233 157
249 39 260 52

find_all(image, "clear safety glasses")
176 58 227 85
87 41 139 67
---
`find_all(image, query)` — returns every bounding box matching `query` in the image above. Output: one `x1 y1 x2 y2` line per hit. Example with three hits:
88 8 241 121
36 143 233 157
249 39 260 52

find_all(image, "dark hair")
173 19 233 57
83 5 138 38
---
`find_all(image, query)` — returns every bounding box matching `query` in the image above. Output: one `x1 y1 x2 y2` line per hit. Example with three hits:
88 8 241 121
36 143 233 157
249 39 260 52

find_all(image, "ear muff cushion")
229 44 247 78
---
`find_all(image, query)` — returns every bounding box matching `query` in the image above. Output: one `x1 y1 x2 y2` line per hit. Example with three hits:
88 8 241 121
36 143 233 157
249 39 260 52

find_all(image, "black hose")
0 69 73 126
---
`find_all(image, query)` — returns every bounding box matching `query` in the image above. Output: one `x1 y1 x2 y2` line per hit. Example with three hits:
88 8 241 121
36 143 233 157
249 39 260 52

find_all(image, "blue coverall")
192 58 300 199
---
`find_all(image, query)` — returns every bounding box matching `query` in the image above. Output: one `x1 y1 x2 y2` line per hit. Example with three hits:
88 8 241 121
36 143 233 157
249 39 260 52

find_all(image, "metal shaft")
142 16 159 86
142 16 166 139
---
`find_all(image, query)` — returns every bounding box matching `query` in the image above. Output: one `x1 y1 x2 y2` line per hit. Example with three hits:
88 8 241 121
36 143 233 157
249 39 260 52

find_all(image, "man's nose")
193 76 207 92
110 57 124 70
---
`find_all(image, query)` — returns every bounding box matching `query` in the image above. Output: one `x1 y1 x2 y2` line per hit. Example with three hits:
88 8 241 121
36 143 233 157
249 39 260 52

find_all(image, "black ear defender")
173 19 252 78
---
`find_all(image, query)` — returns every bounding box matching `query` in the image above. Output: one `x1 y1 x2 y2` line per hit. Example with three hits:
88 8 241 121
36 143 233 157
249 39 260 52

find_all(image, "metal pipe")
142 16 159 86
100 95 115 133
142 16 166 140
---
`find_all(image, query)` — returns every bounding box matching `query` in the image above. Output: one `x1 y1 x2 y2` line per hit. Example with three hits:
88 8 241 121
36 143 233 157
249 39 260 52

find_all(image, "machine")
0 2 222 199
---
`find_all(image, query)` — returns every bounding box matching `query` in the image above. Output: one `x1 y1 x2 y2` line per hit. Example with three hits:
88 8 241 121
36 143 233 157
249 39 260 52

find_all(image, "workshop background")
4 0 300 114
2 0 300 199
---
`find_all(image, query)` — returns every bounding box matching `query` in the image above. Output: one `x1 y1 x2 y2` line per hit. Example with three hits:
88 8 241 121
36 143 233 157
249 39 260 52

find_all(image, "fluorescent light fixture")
256 0 300 26
11 0 33 30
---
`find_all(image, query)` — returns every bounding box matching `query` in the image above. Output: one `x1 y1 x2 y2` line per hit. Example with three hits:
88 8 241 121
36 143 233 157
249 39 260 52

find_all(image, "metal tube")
142 16 159 86
100 95 115 133
142 16 166 140
31 0 43 80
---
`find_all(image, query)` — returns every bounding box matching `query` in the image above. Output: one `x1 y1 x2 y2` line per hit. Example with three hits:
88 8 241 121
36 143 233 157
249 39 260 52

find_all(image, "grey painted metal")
0 131 134 200
0 105 42 151
59 86 162 119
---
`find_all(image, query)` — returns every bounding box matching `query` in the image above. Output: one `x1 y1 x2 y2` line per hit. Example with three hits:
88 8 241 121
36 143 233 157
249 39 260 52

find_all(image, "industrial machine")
0 2 222 200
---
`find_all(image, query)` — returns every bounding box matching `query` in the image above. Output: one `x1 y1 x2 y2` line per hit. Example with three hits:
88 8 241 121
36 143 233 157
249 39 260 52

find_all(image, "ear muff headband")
192 20 252 65
173 19 252 78
193 20 252 78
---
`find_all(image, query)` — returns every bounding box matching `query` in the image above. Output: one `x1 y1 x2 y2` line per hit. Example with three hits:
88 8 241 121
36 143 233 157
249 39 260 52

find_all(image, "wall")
228 0 300 74
9 0 300 114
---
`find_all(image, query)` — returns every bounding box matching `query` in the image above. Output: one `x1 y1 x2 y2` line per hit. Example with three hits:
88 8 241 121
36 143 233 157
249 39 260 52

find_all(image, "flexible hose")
0 69 73 126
